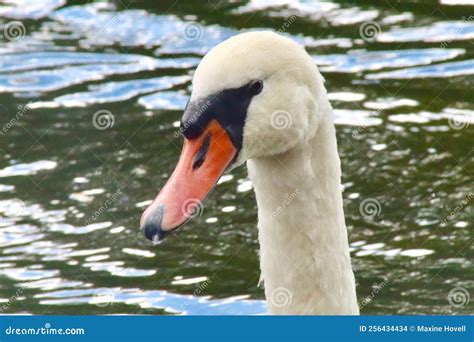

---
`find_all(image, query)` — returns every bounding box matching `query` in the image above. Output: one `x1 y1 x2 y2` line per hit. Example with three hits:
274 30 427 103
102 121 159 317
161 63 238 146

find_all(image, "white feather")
193 31 359 315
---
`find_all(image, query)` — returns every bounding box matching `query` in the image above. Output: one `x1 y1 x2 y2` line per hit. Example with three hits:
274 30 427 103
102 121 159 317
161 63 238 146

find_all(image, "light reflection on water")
0 0 472 315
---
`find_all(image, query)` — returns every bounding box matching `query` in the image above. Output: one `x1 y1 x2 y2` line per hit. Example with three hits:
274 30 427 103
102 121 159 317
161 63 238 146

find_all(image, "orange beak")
140 119 238 241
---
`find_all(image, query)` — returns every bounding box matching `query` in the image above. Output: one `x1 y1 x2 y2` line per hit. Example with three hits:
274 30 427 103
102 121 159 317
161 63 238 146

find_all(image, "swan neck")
247 119 359 314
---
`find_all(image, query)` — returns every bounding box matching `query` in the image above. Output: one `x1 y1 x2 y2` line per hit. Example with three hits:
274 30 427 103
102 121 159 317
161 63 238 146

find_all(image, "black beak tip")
141 205 170 242
142 221 170 242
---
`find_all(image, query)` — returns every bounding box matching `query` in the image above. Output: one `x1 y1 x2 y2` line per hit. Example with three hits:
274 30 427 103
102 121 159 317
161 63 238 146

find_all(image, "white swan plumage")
141 31 359 315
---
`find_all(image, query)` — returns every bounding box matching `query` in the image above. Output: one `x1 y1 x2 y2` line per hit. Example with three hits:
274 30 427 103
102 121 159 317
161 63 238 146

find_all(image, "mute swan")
140 31 359 315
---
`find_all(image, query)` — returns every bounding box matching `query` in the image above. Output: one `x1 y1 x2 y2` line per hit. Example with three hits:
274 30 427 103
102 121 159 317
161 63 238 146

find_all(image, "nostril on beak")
192 134 211 170
141 205 169 242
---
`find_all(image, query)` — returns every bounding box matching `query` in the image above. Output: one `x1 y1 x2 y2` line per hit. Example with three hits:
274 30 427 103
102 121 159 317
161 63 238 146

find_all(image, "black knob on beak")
140 205 170 242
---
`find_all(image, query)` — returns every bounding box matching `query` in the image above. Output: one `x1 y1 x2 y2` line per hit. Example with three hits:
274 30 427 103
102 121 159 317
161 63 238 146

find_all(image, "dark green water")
0 0 472 315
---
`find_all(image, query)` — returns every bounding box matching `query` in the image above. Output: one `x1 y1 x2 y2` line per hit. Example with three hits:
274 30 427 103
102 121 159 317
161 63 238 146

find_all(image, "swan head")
141 31 326 241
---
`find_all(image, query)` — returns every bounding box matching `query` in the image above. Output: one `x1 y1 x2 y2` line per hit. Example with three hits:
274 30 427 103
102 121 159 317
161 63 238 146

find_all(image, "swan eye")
249 80 263 95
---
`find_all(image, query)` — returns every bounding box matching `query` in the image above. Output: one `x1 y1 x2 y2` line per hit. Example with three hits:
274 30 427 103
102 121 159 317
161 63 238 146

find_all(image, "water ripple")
0 160 57 178
0 51 153 73
0 59 163 93
36 287 266 315
378 21 474 43
313 48 465 73
52 3 238 53
367 59 474 79
0 0 65 19
138 91 189 111
47 76 191 107
0 0 471 316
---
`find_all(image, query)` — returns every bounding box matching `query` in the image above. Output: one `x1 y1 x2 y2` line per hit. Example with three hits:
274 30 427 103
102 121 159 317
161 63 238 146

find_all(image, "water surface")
0 0 472 315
